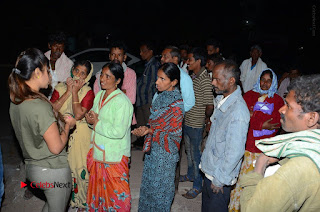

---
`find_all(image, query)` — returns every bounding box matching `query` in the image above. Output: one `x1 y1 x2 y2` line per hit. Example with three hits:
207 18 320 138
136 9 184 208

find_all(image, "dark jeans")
202 176 231 212
184 125 204 191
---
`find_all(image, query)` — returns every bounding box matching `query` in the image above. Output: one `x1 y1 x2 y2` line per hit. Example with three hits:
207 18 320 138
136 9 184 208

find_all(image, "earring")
37 75 40 79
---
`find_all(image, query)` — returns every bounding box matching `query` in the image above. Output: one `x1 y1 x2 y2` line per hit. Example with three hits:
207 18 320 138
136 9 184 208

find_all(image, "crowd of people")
5 31 320 212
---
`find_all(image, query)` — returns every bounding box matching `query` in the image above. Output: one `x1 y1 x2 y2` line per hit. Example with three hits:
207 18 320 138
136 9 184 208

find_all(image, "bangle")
73 102 80 104
56 100 62 105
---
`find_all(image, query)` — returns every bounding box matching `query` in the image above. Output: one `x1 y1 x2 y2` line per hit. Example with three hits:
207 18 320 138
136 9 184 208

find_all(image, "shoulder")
22 99 53 116
231 95 250 120
278 157 320 184
272 94 285 103
126 67 136 75
243 90 258 99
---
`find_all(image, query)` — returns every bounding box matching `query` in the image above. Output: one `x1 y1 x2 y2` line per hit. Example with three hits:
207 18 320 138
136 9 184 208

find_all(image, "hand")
85 111 99 125
205 120 211 133
131 126 151 137
262 118 280 130
64 115 76 129
72 78 85 93
210 183 224 194
254 153 279 176
249 106 254 118
66 77 73 93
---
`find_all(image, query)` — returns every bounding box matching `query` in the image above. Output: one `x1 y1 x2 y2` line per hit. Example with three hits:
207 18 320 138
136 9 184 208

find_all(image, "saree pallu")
86 149 131 212
229 151 261 212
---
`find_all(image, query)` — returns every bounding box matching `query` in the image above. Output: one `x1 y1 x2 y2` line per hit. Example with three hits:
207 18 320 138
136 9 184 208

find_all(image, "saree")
138 89 184 212
86 149 131 212
52 63 94 209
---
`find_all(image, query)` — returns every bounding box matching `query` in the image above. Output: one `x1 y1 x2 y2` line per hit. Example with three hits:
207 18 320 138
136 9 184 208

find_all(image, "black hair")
215 59 240 85
205 38 221 49
73 60 91 75
164 45 181 63
139 40 156 52
48 31 67 45
158 62 180 89
260 69 273 80
207 53 224 64
8 48 65 129
188 47 207 67
109 40 128 54
179 44 190 52
288 74 320 125
101 62 124 88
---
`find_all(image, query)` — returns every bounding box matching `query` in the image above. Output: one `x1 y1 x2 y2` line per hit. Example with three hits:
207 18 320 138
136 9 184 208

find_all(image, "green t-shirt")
9 98 68 169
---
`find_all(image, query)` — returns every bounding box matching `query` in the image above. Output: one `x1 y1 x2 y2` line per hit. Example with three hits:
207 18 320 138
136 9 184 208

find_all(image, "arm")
72 79 92 120
51 78 73 111
43 116 75 154
180 72 195 112
240 155 296 212
123 69 137 105
211 118 248 187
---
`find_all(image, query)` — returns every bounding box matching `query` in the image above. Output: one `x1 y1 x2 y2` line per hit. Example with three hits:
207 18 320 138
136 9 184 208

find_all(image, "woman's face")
155 69 176 92
260 72 272 91
72 65 88 80
100 67 119 91
40 66 51 89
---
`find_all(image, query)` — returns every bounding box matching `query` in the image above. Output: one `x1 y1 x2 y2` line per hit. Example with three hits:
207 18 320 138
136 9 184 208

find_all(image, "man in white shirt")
240 45 267 93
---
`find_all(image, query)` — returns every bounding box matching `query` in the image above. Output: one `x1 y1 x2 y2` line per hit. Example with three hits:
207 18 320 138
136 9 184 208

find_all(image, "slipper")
179 175 194 182
182 188 201 199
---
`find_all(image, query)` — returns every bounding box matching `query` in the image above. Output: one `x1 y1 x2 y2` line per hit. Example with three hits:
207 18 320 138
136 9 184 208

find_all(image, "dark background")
0 0 319 76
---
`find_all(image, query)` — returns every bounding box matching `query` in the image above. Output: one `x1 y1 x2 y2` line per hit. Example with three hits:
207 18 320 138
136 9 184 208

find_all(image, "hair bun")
12 68 21 75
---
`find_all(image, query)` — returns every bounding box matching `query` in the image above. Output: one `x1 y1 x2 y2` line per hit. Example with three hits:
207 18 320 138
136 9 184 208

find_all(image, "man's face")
205 59 215 72
211 64 230 95
289 69 300 80
250 48 261 61
180 49 188 61
139 45 152 61
207 45 218 55
109 47 126 64
186 53 199 72
161 49 174 64
279 90 309 132
49 42 64 60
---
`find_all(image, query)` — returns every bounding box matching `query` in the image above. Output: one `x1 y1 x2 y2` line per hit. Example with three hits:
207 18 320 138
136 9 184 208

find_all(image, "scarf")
252 68 278 98
256 129 320 172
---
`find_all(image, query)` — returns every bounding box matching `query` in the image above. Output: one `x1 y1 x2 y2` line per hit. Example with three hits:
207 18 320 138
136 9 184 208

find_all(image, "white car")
69 48 141 76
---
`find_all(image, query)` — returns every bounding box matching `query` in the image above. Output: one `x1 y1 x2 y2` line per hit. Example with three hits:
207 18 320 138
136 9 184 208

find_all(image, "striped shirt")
136 57 160 107
185 67 214 128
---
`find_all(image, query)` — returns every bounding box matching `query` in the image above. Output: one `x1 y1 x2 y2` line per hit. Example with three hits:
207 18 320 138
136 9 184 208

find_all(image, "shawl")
143 89 184 154
252 68 278 98
256 129 320 171
54 62 93 116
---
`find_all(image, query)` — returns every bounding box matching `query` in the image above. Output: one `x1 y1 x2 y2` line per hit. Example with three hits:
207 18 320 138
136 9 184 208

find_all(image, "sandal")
182 188 201 199
179 175 193 182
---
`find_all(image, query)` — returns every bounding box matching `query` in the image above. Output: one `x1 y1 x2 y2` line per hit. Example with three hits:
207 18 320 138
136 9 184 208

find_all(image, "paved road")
0 66 201 212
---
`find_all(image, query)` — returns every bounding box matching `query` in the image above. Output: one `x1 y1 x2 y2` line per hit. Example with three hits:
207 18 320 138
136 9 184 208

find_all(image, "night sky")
1 0 318 75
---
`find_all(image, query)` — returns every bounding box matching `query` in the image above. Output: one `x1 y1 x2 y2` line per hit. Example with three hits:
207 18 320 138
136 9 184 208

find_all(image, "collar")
215 86 242 112
122 62 127 73
194 67 207 78
145 56 156 67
